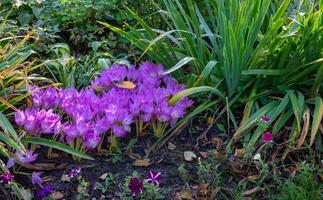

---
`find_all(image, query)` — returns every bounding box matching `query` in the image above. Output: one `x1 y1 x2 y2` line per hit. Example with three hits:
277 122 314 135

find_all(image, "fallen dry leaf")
197 183 209 196
132 158 151 167
167 142 176 150
184 151 197 161
48 152 60 159
114 81 136 89
243 186 260 196
52 191 64 200
180 190 193 199
234 148 245 158
174 192 182 200
61 174 71 182
211 137 223 151
43 175 57 182
199 151 209 158
100 173 108 180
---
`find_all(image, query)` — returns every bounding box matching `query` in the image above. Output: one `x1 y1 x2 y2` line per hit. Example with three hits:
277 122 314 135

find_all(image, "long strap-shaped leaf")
22 136 94 160
0 133 23 152
168 86 224 105
310 97 323 147
0 112 19 141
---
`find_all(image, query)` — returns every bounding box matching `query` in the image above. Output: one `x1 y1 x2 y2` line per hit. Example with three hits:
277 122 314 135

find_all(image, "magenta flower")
67 167 81 178
6 158 14 168
0 172 14 184
262 132 273 142
260 115 271 123
146 170 161 186
16 149 38 163
128 177 143 196
36 184 53 199
32 172 43 187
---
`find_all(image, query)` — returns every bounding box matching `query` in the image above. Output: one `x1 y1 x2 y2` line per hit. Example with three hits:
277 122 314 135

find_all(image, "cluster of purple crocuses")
15 61 193 150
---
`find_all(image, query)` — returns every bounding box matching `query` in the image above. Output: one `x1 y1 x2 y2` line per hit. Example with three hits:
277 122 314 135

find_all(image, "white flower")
15 0 22 7
253 153 261 161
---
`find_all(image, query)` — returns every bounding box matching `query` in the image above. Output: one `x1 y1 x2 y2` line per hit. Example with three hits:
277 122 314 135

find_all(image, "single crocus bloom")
262 132 273 143
36 184 53 199
128 177 143 196
67 167 81 178
0 172 14 184
146 170 161 186
16 149 38 163
32 172 43 187
260 115 271 123
6 158 14 169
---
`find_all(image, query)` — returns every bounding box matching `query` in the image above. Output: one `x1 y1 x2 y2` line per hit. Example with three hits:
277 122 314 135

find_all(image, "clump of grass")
197 157 221 187
273 163 322 200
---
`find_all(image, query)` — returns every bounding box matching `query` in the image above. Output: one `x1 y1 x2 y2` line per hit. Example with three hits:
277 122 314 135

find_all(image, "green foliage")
121 171 165 200
103 0 323 155
273 163 323 200
1 0 162 53
94 173 118 194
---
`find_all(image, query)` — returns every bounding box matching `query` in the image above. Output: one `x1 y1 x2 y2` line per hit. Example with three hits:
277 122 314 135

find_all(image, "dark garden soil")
11 122 315 200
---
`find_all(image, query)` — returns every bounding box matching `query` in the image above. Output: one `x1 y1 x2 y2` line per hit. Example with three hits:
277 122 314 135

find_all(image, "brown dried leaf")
199 151 209 158
43 176 57 182
52 191 64 200
174 192 182 200
48 153 60 159
180 190 193 199
234 148 245 158
61 174 71 182
211 137 223 151
132 159 151 167
197 183 209 195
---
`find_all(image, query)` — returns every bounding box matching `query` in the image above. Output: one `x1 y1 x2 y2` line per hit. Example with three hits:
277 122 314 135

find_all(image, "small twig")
194 106 223 147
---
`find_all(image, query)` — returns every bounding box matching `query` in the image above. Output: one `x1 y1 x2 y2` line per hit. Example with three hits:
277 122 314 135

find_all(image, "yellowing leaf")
114 81 136 89
234 148 245 158
132 158 151 167
180 190 193 199
52 191 64 200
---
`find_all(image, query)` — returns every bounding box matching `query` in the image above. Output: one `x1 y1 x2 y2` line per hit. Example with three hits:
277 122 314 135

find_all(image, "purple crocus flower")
262 132 273 142
128 177 143 196
16 149 38 163
17 61 193 149
6 158 14 169
15 110 25 126
31 172 43 187
66 167 81 178
0 172 14 184
260 115 271 123
146 170 161 186
35 184 53 199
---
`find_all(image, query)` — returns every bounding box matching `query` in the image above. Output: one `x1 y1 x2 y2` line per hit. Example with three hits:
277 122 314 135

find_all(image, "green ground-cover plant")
271 163 323 200
102 0 323 156
0 13 94 198
1 0 163 54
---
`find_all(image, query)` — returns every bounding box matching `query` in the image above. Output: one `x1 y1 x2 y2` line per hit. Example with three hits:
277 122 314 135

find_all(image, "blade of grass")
22 136 94 160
